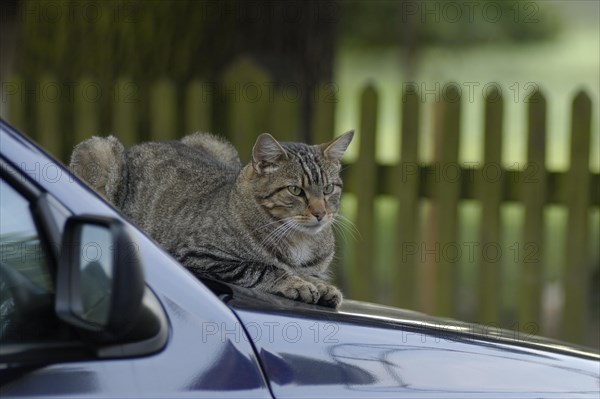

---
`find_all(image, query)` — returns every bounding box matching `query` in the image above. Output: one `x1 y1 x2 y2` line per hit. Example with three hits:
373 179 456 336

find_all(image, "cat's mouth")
294 215 332 234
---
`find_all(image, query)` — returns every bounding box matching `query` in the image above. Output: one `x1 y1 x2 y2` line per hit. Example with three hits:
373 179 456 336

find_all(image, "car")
0 118 598 399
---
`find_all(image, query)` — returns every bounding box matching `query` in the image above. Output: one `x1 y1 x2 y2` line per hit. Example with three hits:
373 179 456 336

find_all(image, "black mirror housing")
56 215 145 341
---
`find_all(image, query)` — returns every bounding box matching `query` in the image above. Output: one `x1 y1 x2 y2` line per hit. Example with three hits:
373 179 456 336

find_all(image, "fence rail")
2 57 599 346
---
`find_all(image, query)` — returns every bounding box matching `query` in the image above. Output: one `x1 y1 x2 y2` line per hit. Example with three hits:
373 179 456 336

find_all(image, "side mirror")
56 215 145 340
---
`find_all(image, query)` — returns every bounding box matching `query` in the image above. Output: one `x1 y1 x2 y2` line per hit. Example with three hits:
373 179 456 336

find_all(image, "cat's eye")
323 184 334 195
288 185 303 196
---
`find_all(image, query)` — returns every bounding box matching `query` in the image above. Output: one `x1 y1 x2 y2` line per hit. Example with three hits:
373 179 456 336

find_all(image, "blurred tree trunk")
223 0 337 141
15 0 338 142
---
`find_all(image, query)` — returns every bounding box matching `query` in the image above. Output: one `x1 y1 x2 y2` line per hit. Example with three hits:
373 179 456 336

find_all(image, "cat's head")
243 131 354 234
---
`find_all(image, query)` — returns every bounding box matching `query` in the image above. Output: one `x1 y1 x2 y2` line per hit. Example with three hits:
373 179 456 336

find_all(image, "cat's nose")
312 208 326 221
309 199 326 222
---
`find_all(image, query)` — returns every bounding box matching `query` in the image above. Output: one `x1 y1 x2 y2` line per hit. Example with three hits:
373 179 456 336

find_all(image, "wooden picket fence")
343 84 599 348
2 57 599 346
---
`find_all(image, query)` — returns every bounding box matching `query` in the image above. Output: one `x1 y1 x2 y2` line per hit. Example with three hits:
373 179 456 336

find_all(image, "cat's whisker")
277 220 298 242
261 223 290 248
331 221 353 244
337 224 360 242
332 215 361 241
271 223 296 248
336 213 360 232
252 217 295 233
261 219 297 249
334 214 354 227
263 228 287 248
330 222 346 242
339 164 352 173
336 214 361 238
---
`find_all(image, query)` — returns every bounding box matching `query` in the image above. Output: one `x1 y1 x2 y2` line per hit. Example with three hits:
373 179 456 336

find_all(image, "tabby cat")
70 131 353 308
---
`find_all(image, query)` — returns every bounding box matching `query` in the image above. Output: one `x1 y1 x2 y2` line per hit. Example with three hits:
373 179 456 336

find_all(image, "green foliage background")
18 0 557 84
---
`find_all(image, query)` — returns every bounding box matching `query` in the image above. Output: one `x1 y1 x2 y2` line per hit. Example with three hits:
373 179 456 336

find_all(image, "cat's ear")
321 130 354 161
252 133 288 173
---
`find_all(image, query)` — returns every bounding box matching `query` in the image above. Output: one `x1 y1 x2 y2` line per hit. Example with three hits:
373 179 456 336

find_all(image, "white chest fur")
288 243 313 266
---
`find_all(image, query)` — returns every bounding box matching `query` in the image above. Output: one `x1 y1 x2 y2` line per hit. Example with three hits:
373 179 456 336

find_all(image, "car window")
0 179 63 343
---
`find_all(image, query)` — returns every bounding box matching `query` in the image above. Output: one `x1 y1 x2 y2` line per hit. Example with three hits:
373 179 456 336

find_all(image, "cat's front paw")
274 276 320 304
313 282 343 308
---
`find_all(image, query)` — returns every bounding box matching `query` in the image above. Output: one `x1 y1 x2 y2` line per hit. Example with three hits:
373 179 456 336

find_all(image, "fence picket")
36 74 62 159
221 57 270 162
353 85 378 301
269 86 299 142
150 79 178 141
478 86 503 324
185 80 212 134
433 84 461 318
519 90 547 331
4 74 27 133
112 77 139 148
563 91 592 344
393 87 420 308
310 83 336 145
74 76 100 145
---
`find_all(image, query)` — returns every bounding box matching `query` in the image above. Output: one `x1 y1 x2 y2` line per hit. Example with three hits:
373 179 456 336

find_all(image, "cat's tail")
69 135 127 207
181 132 241 170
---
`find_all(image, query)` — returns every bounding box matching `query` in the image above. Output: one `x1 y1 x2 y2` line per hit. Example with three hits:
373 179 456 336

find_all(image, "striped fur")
70 131 354 308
